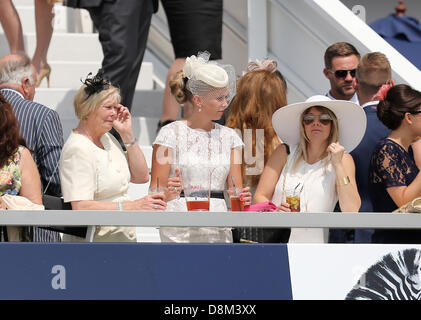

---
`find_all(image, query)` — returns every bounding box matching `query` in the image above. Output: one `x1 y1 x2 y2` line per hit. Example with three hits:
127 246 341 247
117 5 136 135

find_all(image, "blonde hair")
356 52 392 97
169 70 193 104
293 106 339 170
73 84 121 120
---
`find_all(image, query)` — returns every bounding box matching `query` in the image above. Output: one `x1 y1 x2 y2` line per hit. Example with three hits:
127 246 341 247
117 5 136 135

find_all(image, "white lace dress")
153 121 244 243
271 145 338 243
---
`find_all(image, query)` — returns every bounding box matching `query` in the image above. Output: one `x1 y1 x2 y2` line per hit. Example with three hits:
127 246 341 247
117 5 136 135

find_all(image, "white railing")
2 211 421 242
247 0 267 61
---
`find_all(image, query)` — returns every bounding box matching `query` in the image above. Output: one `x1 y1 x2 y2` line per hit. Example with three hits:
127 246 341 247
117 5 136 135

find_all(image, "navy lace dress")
369 138 420 243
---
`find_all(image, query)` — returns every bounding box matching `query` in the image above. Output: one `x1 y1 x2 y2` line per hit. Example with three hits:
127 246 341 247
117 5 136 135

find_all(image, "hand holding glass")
285 188 301 212
228 187 246 211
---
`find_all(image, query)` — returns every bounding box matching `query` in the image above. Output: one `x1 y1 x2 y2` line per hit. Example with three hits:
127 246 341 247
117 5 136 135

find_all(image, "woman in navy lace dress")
370 84 421 243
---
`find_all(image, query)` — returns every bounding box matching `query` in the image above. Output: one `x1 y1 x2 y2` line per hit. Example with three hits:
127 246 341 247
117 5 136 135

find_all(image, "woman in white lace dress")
255 95 365 243
150 52 252 243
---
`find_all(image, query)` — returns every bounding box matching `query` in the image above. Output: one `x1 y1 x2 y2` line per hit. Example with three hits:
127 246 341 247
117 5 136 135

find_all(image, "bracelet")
117 201 123 211
337 176 351 186
124 137 137 148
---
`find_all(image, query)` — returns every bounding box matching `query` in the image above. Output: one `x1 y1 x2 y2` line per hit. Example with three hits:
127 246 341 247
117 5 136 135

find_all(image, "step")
0 4 81 34
32 61 153 90
13 0 37 5
0 33 102 61
35 88 163 118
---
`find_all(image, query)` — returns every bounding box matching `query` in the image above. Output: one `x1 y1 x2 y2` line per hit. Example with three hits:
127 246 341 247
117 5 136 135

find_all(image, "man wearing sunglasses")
323 42 360 104
329 52 392 244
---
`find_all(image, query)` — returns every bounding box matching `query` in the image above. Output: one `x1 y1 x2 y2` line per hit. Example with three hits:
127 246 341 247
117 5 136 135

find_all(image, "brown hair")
169 70 193 104
377 84 421 130
324 42 360 70
356 52 391 97
0 94 26 168
226 69 287 187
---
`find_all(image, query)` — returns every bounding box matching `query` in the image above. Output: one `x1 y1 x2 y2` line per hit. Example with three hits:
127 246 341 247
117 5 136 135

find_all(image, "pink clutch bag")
244 201 277 212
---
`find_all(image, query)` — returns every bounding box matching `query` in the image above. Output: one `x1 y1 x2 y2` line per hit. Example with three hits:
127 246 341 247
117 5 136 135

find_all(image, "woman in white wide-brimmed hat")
254 95 366 243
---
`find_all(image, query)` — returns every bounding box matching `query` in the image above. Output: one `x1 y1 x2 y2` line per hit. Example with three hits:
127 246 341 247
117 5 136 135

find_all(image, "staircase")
0 0 163 242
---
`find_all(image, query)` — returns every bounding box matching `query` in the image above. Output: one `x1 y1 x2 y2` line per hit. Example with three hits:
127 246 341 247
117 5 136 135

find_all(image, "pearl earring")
198 107 202 112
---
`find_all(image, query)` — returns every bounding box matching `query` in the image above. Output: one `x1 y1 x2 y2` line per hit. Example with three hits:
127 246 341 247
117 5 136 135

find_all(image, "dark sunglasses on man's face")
329 69 357 79
303 114 332 126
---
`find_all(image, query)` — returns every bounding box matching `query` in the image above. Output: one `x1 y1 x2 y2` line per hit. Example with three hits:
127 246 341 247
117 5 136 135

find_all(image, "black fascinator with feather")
82 69 111 98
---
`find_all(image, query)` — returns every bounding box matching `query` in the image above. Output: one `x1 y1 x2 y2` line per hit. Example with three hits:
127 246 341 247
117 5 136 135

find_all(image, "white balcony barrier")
1 210 421 242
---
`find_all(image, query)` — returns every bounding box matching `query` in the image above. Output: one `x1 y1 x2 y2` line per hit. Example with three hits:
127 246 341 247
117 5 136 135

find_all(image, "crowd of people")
0 4 420 245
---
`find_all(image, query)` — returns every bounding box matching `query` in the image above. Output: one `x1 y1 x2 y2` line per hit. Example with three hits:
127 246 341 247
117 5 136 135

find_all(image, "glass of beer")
228 187 245 211
182 166 211 212
285 187 301 212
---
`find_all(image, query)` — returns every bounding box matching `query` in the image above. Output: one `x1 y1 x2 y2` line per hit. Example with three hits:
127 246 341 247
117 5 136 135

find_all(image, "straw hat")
272 95 367 153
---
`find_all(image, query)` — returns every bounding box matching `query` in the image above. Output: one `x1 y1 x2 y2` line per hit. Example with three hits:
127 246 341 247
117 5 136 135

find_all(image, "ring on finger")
153 204 158 209
173 187 177 192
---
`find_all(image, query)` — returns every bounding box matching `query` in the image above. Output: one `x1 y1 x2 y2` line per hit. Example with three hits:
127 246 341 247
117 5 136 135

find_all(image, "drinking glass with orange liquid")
285 187 301 212
182 166 211 212
228 187 245 211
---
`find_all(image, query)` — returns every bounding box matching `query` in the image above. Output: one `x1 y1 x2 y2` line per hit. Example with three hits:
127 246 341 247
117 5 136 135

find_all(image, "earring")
198 107 202 112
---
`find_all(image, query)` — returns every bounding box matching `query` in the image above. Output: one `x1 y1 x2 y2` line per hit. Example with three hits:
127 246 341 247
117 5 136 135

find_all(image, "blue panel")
0 243 292 300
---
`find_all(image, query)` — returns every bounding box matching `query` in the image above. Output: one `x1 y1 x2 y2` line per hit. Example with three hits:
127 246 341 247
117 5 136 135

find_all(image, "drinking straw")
231 176 236 188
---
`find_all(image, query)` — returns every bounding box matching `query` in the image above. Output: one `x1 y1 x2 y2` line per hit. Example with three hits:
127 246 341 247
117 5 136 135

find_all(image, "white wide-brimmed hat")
272 95 367 153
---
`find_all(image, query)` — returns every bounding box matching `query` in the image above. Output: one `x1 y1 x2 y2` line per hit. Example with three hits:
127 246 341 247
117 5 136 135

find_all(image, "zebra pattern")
346 249 421 300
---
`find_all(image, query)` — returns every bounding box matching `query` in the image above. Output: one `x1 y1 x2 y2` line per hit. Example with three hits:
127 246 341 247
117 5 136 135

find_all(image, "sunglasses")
303 114 333 126
329 69 356 79
410 110 421 115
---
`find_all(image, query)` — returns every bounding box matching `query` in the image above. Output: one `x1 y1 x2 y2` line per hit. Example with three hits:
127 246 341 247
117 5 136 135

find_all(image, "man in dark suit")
349 52 392 242
0 52 63 242
64 0 158 110
329 52 392 243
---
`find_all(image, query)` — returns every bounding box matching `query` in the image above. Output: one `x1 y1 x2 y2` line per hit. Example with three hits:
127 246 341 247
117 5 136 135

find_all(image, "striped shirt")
1 88 63 242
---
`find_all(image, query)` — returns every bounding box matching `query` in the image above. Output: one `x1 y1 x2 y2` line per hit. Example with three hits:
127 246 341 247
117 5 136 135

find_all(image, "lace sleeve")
153 123 176 149
372 143 408 188
228 127 244 149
